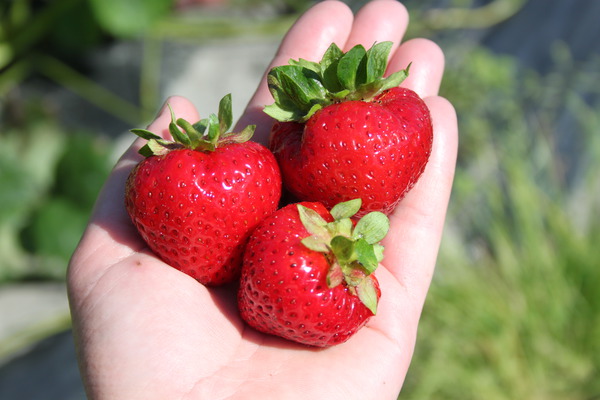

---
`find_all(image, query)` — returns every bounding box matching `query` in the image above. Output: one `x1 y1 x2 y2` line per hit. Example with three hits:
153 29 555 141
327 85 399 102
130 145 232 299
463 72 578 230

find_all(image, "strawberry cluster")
125 42 432 347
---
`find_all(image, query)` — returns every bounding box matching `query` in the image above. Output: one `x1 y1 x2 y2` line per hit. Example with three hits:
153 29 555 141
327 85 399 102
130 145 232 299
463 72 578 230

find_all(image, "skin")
67 1 458 399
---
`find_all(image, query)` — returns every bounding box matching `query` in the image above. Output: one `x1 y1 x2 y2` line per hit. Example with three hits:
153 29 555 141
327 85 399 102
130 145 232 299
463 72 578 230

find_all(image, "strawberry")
238 198 389 347
265 42 433 216
125 94 282 286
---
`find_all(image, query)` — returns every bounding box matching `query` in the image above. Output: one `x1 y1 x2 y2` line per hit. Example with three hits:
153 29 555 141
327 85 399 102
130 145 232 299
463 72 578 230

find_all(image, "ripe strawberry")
125 94 281 286
238 198 389 347
265 42 433 216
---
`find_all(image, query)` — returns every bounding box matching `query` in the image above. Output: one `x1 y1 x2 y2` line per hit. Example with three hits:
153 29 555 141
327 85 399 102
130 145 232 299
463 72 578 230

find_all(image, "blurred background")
0 0 599 398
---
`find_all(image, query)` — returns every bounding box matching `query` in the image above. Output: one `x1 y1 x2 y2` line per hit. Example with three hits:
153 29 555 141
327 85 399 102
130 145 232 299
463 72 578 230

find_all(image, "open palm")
67 1 458 399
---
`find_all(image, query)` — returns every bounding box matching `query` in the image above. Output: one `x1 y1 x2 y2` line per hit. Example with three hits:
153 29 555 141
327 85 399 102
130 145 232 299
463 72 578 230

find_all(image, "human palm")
67 1 458 399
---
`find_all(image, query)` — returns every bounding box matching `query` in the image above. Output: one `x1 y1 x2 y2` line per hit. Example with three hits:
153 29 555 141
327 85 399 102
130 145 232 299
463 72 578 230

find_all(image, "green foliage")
264 42 409 122
88 0 174 38
400 45 600 399
0 114 112 282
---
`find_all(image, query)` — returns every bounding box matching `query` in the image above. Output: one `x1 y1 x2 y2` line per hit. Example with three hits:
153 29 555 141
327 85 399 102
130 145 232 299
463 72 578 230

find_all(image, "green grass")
400 45 600 399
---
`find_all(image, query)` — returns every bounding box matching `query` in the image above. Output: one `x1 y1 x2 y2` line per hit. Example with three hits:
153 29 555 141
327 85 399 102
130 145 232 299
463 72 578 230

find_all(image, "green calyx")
264 41 410 123
297 199 390 314
131 94 256 157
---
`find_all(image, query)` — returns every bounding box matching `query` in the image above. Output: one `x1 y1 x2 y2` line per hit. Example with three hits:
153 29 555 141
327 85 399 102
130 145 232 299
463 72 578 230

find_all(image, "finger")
236 0 354 144
343 0 409 51
382 96 458 312
388 38 446 98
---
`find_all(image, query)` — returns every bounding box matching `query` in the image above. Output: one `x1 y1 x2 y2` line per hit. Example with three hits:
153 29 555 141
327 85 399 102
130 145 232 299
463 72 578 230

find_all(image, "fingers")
389 38 446 98
237 1 354 144
343 0 409 51
383 95 458 312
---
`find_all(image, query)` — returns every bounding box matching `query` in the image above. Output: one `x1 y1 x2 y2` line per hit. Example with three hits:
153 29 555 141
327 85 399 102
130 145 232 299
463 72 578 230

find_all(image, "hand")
67 1 458 399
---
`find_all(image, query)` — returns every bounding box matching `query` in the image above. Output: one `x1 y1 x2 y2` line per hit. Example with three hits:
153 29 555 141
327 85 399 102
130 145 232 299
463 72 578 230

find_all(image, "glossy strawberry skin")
238 202 380 347
270 86 432 216
125 141 281 286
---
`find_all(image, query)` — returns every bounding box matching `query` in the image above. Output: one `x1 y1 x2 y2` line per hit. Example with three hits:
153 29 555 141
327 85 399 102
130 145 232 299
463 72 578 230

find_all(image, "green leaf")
88 0 173 38
320 43 344 92
330 235 355 263
356 276 379 315
327 218 353 238
263 104 298 122
192 118 210 136
130 128 162 141
218 93 233 134
297 204 330 238
301 236 329 253
378 65 410 93
206 113 220 143
146 139 173 156
267 72 295 111
320 42 344 72
366 41 393 82
220 125 255 145
355 238 379 274
353 211 390 244
373 243 385 263
168 105 191 147
289 58 321 74
176 117 201 145
279 67 327 110
337 44 367 91
330 198 362 220
138 144 154 157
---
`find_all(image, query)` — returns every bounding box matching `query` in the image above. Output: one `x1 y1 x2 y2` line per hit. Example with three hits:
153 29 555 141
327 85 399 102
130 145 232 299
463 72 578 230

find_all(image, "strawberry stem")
131 93 256 157
264 42 411 123
298 199 390 314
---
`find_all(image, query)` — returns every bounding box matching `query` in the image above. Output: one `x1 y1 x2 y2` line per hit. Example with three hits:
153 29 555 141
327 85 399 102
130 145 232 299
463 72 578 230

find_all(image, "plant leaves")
320 43 344 92
327 218 353 238
167 105 191 146
356 276 379 315
289 58 321 74
373 243 385 263
353 211 390 244
263 104 297 122
218 93 233 134
297 204 330 240
355 238 379 274
330 235 355 263
337 44 366 91
206 114 220 143
330 198 362 220
220 125 255 145
130 128 162 141
88 0 172 38
278 66 327 111
176 117 201 145
366 41 393 83
378 65 411 93
301 235 330 253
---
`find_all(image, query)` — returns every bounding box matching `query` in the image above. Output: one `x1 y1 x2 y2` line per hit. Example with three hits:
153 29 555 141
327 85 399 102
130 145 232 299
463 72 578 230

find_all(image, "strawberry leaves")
132 94 256 157
298 199 389 314
264 42 410 122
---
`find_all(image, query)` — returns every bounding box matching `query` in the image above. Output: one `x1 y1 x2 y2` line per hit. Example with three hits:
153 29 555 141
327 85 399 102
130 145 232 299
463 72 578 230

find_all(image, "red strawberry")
238 198 389 347
125 94 281 286
265 42 433 216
